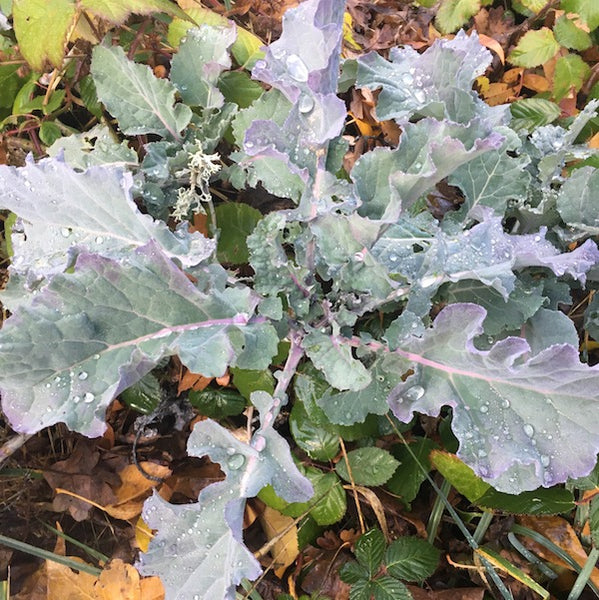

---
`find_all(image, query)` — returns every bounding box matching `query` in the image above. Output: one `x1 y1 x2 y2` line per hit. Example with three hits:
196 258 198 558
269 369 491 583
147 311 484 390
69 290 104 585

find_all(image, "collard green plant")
1 0 599 596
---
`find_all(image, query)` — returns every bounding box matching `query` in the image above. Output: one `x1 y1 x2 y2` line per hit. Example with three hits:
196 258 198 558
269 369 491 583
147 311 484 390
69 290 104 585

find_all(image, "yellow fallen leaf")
259 505 299 578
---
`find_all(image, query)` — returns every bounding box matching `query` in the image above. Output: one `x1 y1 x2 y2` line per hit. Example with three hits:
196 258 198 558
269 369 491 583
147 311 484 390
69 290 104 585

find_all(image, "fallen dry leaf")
94 559 164 600
518 515 599 588
43 439 120 521
407 586 484 600
103 463 171 520
258 504 299 577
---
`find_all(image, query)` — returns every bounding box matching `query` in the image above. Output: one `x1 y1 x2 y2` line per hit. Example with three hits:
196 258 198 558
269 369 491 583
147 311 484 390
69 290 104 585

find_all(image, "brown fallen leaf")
407 586 484 600
43 439 120 521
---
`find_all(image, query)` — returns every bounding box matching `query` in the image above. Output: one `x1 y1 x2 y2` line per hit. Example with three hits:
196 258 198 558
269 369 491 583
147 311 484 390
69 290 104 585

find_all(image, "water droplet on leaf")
286 54 309 82
298 94 314 114
227 454 245 470
404 385 425 401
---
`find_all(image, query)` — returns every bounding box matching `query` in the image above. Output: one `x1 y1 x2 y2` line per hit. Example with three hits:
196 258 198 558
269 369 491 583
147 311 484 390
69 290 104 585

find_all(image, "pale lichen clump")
172 144 221 219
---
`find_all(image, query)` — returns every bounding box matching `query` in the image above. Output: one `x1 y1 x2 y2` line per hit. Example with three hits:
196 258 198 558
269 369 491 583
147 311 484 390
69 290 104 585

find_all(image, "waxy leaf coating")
389 303 599 493
138 391 312 600
0 243 276 437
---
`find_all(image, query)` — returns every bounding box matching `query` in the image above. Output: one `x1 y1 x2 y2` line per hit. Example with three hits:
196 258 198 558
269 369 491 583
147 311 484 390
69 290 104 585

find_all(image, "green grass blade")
0 534 102 576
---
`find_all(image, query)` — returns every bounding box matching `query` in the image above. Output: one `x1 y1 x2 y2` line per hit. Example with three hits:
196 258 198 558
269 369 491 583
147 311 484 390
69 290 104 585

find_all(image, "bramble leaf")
12 0 76 71
508 28 560 68
385 537 440 582
91 44 192 140
554 15 593 50
336 447 400 486
80 0 190 23
354 528 386 576
553 53 590 101
560 0 599 30
390 303 599 493
435 0 481 34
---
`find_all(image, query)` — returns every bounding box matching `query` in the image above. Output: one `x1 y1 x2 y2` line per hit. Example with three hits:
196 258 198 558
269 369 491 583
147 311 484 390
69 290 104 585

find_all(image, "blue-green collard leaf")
357 30 508 124
449 128 532 218
47 124 138 170
527 100 599 185
352 118 504 220
139 490 257 600
251 0 345 100
0 242 277 437
91 44 192 140
444 279 546 336
303 329 371 392
0 157 214 308
557 166 599 236
170 25 236 109
389 303 599 493
247 212 314 317
317 352 406 425
524 307 579 356
138 392 312 600
236 0 346 197
229 90 308 200
310 213 395 300
371 215 599 308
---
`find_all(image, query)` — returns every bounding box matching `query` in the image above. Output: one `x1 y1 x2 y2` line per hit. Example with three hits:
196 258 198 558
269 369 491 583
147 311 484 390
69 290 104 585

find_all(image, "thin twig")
0 433 33 468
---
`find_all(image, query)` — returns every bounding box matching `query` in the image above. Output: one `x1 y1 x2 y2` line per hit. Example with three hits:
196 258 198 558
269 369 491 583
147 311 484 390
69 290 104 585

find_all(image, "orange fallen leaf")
518 515 599 588
94 559 164 600
177 368 213 394
477 33 505 64
482 82 516 106
104 462 171 520
521 73 550 92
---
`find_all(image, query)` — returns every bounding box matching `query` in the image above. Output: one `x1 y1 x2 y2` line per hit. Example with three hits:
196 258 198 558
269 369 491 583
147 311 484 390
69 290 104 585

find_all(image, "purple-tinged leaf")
0 242 277 437
372 215 599 303
511 231 599 283
251 0 345 101
352 118 504 220
232 0 346 198
138 391 312 600
357 30 508 125
0 156 214 309
389 303 599 493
